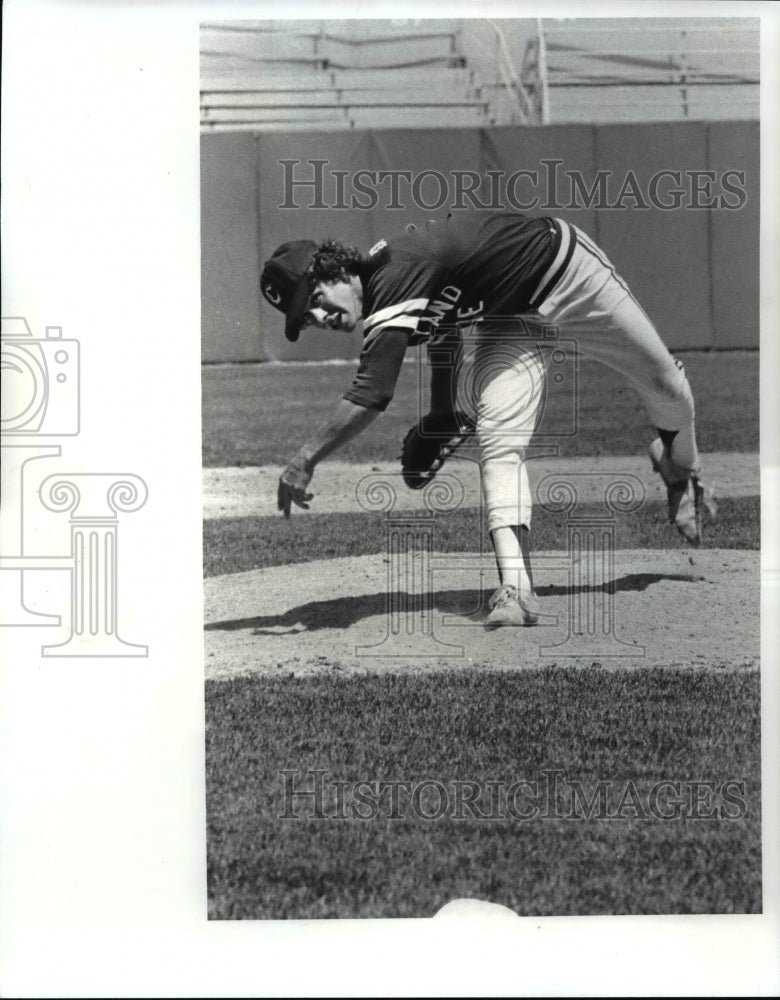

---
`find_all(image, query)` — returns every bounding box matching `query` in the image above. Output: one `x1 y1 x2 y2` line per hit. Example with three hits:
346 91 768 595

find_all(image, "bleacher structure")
200 17 759 131
543 17 759 123
200 20 537 130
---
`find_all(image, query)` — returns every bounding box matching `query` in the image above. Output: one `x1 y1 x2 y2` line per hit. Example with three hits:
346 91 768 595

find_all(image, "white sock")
491 525 533 596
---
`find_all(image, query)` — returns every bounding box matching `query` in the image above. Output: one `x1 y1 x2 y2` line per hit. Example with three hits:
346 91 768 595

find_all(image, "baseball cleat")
648 437 717 546
484 584 540 629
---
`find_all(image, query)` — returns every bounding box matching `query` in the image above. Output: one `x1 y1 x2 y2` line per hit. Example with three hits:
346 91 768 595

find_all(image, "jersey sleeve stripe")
364 297 429 330
363 316 422 348
528 219 575 308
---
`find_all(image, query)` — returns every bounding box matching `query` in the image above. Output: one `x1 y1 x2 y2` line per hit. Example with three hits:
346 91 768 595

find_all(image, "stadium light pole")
536 18 550 125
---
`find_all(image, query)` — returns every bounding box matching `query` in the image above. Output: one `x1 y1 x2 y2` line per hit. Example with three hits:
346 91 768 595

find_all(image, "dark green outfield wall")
201 121 759 361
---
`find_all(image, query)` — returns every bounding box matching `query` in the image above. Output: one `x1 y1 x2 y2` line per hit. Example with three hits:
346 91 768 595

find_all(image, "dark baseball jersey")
343 211 575 410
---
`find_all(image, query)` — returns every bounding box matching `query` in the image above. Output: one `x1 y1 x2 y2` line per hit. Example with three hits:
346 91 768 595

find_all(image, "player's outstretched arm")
277 399 380 517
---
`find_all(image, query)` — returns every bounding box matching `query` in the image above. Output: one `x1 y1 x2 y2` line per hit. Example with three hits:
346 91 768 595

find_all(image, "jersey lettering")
456 301 484 322
344 212 560 410
425 285 462 328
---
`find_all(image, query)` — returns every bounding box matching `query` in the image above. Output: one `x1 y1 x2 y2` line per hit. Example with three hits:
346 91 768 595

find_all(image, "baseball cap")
260 240 318 342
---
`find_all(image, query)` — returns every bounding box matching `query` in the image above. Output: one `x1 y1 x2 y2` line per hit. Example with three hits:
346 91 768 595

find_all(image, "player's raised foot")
648 437 717 546
484 584 540 629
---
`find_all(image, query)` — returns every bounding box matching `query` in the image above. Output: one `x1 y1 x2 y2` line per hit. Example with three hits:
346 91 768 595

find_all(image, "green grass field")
207 669 761 918
204 496 758 577
203 351 758 466
204 349 761 919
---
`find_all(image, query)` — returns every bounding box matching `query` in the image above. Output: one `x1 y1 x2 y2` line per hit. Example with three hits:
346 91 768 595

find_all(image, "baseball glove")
400 410 476 490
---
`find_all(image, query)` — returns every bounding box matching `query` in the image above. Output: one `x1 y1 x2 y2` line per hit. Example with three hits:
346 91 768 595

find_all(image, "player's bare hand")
277 461 314 518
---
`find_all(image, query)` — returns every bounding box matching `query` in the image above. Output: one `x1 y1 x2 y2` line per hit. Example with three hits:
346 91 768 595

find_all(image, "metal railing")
201 21 487 130
537 17 759 122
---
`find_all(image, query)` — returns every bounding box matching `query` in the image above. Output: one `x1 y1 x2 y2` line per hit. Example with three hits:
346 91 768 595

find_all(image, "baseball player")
262 211 715 628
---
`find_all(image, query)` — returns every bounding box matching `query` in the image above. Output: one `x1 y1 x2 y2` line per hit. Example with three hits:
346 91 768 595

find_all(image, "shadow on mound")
205 572 704 634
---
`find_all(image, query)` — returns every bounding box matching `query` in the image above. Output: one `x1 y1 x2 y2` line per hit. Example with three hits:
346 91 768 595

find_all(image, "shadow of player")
205 572 704 635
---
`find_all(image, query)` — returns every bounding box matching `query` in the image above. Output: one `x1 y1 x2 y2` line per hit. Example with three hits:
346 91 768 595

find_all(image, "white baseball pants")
459 221 700 532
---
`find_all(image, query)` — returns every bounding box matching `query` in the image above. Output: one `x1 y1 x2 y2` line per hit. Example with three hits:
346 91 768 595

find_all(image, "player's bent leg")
573 294 697 459
596 298 716 544
541 233 703 472
572 292 716 545
541 229 716 545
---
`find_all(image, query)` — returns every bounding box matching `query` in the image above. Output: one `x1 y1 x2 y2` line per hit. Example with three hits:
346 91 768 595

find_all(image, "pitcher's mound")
204 548 759 680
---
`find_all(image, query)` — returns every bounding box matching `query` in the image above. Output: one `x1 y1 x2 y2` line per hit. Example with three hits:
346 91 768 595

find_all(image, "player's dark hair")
306 239 363 286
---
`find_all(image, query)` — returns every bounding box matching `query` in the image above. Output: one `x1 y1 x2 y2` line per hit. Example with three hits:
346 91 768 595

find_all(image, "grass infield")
206 668 761 919
204 348 761 920
204 495 759 577
203 351 758 467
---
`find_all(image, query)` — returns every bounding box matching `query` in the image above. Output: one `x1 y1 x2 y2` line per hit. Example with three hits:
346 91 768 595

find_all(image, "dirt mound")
204 548 758 680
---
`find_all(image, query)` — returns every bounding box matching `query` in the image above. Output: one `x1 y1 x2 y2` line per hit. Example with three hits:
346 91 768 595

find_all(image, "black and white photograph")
2 1 779 996
202 15 764 919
